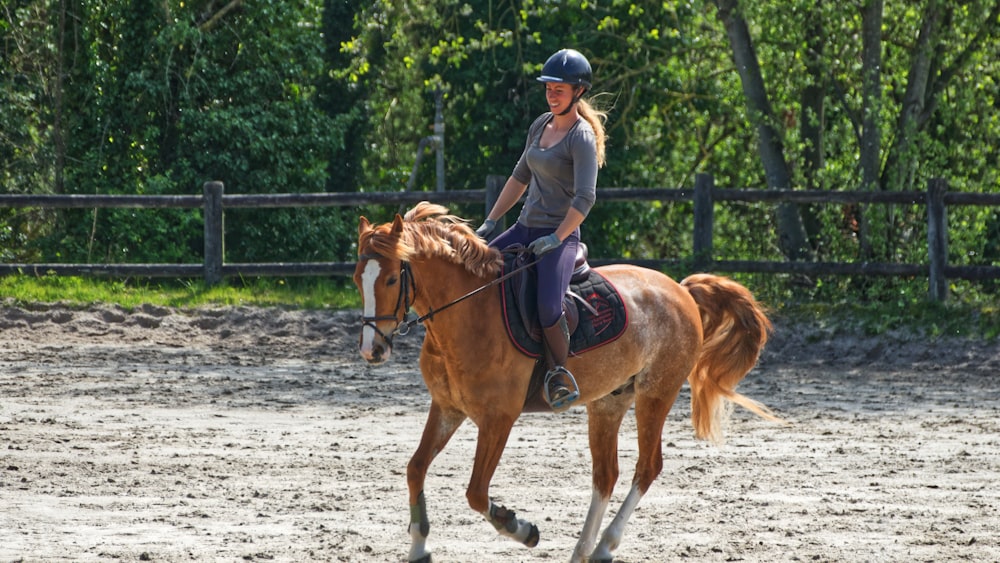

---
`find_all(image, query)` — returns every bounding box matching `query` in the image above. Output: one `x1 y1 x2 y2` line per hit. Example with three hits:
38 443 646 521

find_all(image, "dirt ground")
1 300 999 563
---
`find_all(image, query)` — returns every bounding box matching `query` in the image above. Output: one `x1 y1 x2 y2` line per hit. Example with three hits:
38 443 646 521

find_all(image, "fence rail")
2 175 999 301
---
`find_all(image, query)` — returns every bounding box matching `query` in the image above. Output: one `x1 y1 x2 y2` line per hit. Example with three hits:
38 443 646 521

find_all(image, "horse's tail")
681 273 783 443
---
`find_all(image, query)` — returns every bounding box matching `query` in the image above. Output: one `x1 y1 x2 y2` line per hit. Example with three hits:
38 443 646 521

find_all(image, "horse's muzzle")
359 335 392 365
361 348 390 365
359 318 396 365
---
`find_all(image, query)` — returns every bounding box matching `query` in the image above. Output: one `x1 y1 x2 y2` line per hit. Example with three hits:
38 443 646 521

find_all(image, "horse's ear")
391 214 404 234
358 216 370 235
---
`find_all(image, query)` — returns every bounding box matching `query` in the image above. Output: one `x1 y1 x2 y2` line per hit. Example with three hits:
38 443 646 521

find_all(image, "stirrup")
543 366 579 413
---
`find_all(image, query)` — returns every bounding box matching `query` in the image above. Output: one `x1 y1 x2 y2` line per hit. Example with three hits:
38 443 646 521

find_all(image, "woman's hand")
528 233 561 256
475 219 497 239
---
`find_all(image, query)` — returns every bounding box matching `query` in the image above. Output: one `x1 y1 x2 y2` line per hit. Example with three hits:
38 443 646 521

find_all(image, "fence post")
927 178 948 302
203 181 224 286
434 88 446 192
693 173 715 271
484 174 506 241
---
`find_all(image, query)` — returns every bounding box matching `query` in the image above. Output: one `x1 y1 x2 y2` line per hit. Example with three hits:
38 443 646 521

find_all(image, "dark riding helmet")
536 49 592 90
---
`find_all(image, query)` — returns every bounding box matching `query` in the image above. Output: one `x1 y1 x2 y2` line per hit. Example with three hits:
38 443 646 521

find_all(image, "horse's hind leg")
571 392 634 563
589 386 682 562
407 400 465 563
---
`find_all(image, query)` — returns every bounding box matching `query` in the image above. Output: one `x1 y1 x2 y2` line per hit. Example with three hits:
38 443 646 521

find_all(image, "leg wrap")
409 491 430 538
407 491 431 563
484 501 540 548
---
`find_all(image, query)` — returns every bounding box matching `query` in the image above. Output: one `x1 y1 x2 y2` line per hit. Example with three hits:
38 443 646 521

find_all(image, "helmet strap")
557 102 576 116
557 87 586 116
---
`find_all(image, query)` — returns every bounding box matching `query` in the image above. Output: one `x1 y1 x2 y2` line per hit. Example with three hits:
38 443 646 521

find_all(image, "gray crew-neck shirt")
511 112 598 229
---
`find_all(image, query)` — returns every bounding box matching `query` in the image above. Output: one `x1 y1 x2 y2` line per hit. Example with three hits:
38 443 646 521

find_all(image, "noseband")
359 254 416 348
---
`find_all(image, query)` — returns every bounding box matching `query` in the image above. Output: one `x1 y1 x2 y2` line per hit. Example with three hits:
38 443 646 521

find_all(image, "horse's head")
353 214 413 364
353 202 503 364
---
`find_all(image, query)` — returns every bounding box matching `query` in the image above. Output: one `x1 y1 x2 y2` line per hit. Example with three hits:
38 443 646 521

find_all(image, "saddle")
499 244 628 360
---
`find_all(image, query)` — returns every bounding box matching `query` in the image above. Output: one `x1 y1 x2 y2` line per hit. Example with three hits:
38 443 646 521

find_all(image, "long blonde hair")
577 97 608 168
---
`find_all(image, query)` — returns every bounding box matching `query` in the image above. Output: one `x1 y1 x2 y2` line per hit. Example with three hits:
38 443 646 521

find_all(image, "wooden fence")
1 175 998 301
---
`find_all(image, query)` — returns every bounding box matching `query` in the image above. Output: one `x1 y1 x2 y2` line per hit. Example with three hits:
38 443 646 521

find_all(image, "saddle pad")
500 256 629 359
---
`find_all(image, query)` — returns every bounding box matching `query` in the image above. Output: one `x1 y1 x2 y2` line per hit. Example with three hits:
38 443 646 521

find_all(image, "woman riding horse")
476 48 608 413
355 202 782 563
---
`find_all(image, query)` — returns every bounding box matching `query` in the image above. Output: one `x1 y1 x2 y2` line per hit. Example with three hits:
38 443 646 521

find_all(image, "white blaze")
360 259 381 358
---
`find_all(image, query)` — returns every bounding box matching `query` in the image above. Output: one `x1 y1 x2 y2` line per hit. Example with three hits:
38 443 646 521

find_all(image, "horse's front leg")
407 400 465 563
467 414 540 548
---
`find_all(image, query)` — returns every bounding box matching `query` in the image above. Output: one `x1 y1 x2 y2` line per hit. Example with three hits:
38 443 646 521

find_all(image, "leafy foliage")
1 0 998 305
3 1 350 263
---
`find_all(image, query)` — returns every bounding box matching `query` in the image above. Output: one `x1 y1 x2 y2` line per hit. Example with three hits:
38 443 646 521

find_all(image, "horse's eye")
387 276 398 286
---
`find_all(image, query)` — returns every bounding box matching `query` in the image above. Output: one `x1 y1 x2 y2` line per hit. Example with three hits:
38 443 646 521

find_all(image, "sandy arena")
1 302 999 562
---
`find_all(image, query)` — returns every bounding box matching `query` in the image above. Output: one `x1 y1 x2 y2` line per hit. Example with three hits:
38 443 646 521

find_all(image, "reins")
402 250 535 333
362 249 536 341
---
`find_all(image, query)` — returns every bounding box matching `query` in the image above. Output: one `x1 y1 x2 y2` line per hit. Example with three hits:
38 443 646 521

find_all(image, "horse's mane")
360 201 502 279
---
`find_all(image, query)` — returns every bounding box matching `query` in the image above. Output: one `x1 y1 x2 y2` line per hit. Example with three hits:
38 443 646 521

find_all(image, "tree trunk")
800 10 825 191
713 0 812 261
856 0 883 260
799 6 826 249
859 0 882 192
881 0 944 193
53 0 69 194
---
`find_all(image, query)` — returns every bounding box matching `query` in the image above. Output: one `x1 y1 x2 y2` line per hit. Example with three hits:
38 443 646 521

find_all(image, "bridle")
358 254 416 349
357 249 536 345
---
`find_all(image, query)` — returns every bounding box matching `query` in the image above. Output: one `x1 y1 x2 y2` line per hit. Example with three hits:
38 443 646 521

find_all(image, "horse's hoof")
409 555 432 563
524 523 540 548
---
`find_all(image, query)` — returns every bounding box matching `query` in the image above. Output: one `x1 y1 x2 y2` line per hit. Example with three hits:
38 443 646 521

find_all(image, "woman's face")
545 82 578 114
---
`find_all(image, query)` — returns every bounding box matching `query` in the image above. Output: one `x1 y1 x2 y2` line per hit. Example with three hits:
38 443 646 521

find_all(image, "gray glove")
475 219 497 239
528 233 561 256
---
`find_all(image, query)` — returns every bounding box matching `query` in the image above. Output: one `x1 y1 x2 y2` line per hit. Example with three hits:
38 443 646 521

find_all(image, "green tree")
2 0 997 299
319 0 367 193
6 0 351 263
705 0 999 268
0 1 59 260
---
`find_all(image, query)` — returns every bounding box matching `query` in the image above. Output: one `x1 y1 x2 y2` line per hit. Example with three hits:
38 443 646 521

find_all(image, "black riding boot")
541 313 579 413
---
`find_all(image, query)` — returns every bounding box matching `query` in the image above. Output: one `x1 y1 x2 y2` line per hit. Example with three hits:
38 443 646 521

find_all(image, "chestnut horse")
354 202 780 563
